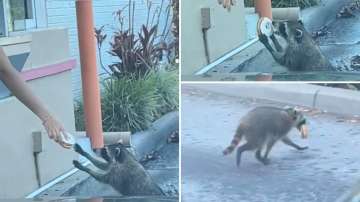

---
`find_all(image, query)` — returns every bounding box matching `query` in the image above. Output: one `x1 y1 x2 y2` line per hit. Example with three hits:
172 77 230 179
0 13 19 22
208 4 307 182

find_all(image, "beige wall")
26 28 71 69
0 29 77 198
181 0 247 76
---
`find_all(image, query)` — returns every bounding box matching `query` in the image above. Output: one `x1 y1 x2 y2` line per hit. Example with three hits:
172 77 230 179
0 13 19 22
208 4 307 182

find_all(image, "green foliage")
100 73 159 132
74 70 178 133
74 100 85 132
75 1 179 133
95 0 176 78
244 0 319 9
149 70 179 118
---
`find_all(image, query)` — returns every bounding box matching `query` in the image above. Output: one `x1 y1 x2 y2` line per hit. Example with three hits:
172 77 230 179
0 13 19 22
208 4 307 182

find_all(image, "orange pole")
75 0 104 149
255 0 273 20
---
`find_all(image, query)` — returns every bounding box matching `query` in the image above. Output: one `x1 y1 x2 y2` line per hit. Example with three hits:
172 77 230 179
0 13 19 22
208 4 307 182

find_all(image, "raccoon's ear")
285 107 297 118
283 106 293 111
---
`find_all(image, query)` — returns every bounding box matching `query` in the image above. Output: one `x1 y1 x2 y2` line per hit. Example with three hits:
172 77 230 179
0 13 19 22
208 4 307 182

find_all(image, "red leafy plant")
95 0 176 78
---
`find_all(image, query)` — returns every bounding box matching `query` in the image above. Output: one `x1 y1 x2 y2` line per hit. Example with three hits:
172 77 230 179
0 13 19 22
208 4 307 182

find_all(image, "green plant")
149 70 179 117
73 69 178 133
75 1 179 133
95 0 175 78
74 100 85 131
101 74 160 132
244 0 319 9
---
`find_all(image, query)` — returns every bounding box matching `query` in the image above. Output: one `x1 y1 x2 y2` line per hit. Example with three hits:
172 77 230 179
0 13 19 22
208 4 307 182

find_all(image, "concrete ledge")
132 111 179 160
190 84 360 116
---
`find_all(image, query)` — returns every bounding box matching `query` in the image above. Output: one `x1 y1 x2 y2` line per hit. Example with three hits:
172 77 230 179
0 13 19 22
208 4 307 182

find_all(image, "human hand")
218 0 236 11
42 116 72 149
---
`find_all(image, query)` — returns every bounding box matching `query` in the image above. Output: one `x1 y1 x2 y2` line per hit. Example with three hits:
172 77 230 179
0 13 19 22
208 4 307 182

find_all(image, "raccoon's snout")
295 29 303 38
296 118 306 130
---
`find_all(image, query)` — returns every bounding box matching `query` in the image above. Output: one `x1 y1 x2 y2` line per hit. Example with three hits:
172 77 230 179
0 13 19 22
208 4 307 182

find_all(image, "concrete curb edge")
189 84 360 116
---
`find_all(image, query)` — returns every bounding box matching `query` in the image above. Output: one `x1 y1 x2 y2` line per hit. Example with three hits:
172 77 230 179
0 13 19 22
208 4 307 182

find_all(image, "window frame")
0 0 47 37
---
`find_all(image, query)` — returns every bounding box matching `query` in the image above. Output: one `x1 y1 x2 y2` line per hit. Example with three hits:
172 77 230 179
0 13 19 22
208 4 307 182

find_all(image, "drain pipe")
201 8 211 64
255 0 272 19
75 0 104 149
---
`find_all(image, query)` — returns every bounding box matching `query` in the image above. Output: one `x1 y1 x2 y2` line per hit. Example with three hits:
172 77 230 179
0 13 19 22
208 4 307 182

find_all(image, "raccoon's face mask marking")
285 108 306 128
286 108 308 139
272 20 305 45
104 143 130 163
260 20 306 59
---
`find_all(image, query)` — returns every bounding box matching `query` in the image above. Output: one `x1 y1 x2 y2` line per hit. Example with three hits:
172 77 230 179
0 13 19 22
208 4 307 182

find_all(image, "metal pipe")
202 29 211 64
75 0 104 149
255 0 273 19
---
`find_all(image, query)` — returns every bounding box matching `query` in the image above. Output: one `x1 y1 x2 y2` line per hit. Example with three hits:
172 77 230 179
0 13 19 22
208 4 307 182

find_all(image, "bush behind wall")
74 69 178 133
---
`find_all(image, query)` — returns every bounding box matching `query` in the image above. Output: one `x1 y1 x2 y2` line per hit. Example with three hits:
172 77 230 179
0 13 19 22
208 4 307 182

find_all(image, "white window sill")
0 34 32 46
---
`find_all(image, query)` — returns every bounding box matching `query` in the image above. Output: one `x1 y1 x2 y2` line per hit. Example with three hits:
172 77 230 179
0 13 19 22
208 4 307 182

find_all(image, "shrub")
74 69 178 133
101 74 160 132
74 1 179 132
149 69 179 117
74 100 85 131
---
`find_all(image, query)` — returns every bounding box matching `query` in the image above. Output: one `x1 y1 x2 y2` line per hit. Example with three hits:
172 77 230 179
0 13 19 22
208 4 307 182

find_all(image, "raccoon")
259 20 333 71
223 106 308 167
73 143 164 196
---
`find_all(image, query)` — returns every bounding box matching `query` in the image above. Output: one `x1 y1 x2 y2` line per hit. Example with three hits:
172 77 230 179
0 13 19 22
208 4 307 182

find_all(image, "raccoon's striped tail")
223 126 243 155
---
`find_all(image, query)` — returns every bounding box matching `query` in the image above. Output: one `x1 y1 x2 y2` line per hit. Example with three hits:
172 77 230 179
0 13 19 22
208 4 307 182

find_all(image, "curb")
302 0 353 32
190 84 360 116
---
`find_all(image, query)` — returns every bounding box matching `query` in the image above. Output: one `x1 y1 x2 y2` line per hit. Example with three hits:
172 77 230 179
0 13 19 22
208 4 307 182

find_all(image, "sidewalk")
189 84 360 116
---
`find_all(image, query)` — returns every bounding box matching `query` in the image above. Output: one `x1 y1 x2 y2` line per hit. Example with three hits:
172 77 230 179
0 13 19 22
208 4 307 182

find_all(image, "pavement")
181 85 360 202
203 0 360 81
317 4 360 71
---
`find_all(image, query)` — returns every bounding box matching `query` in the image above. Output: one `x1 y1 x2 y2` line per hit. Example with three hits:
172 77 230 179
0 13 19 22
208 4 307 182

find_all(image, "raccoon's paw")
262 158 271 165
298 146 309 151
73 143 83 154
258 34 268 44
223 149 230 156
73 160 83 170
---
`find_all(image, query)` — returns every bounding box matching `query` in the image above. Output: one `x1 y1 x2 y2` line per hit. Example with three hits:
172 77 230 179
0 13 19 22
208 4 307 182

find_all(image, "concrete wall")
0 29 77 198
181 0 247 76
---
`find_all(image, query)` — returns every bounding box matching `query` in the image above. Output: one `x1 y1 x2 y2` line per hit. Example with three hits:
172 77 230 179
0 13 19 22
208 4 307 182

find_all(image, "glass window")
0 0 6 36
3 0 34 32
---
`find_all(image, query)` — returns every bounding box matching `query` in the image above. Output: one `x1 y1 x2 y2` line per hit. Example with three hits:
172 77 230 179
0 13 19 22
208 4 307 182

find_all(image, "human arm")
0 47 71 148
